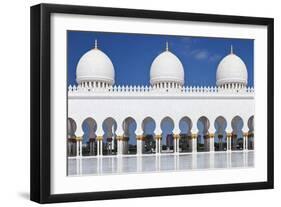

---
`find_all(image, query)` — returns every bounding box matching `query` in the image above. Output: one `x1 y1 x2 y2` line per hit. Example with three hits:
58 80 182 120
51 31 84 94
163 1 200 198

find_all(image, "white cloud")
194 50 209 60
189 49 221 62
209 54 222 62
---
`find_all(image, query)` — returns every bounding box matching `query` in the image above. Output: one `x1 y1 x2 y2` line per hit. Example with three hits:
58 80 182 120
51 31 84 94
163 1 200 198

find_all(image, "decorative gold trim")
174 134 180 139
192 133 197 139
155 135 162 140
75 136 82 141
96 136 103 141
209 133 215 138
116 135 123 141
136 135 145 141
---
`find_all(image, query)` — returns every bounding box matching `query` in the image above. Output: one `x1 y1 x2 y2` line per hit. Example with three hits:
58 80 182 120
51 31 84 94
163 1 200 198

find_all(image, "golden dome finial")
166 41 169 51
94 39 98 49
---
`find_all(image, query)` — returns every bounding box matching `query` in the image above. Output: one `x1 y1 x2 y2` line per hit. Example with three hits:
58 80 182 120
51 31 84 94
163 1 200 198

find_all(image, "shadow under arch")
82 117 97 156
67 118 77 156
102 117 117 155
231 116 244 150
179 116 193 152
197 116 210 152
214 116 227 151
247 115 254 150
160 116 175 153
122 117 137 154
142 117 156 154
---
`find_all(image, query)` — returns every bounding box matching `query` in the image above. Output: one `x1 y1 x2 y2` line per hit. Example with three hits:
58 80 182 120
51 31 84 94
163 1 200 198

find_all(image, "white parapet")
68 84 254 99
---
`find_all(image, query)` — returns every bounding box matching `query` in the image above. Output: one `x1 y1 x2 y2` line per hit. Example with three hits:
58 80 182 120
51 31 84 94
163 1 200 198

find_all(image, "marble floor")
67 151 254 176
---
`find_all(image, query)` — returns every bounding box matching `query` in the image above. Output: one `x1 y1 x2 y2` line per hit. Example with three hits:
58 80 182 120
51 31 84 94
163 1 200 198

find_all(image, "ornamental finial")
94 39 98 49
166 41 169 51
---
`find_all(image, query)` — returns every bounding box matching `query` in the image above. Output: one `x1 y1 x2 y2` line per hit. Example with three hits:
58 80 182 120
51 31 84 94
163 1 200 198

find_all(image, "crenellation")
68 84 254 97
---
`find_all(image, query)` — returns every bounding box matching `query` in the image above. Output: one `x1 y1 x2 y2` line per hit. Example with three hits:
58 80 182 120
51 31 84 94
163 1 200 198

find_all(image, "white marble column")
243 132 248 151
155 137 158 154
79 140 83 156
246 134 249 150
117 135 123 156
136 135 144 155
99 139 103 156
173 137 177 153
76 137 80 157
97 138 100 156
76 136 83 157
209 133 215 152
192 133 197 153
155 135 161 154
227 133 232 152
173 123 180 154
173 134 180 154
177 136 178 153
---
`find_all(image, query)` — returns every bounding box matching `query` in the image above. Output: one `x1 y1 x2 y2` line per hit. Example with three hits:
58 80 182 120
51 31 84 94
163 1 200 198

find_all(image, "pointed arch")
82 117 97 156
160 116 175 153
122 117 137 154
102 117 117 155
142 117 156 154
67 118 77 156
231 116 244 150
197 116 210 152
247 115 254 150
179 116 193 152
214 116 227 151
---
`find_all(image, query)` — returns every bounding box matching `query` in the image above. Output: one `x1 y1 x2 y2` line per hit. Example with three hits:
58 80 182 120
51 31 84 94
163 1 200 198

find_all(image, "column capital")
75 136 83 141
116 135 123 141
155 135 162 140
209 133 215 138
96 136 103 141
136 135 145 141
174 134 180 139
191 133 197 139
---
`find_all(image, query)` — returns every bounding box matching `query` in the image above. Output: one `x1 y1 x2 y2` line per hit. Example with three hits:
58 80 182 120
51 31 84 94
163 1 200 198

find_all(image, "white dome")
216 52 248 86
76 47 115 85
150 50 184 85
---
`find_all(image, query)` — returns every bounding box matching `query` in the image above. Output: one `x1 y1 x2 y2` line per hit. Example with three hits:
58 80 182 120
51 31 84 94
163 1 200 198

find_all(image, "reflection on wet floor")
68 151 254 176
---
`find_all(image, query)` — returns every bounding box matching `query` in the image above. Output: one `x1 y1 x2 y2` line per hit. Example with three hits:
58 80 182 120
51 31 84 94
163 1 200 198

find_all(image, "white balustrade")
68 83 254 96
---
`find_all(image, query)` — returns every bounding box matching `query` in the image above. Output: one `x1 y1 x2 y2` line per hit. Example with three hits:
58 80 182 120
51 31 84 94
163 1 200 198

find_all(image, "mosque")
67 40 254 158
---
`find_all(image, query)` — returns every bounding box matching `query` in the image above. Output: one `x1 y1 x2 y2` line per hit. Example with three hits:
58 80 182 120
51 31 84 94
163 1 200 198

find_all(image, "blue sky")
67 30 254 87
68 31 253 145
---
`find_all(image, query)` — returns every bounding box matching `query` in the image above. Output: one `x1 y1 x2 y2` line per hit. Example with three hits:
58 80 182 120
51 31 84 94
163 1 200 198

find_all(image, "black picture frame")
30 3 274 203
